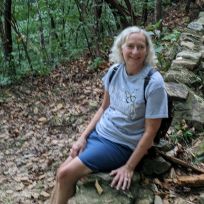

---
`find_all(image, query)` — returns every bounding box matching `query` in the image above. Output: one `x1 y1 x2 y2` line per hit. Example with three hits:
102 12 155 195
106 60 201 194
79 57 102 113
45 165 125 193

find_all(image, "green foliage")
162 29 181 43
146 20 163 32
0 75 11 86
88 57 104 71
169 120 195 144
154 29 181 71
0 0 121 85
0 0 182 85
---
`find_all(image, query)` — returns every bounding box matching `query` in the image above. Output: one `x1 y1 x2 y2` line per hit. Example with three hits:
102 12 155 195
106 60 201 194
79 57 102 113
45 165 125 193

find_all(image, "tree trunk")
185 0 192 13
155 0 163 30
11 18 33 71
155 0 162 22
36 0 48 61
142 0 148 26
124 0 137 25
74 0 93 57
104 0 130 28
94 0 103 56
4 0 13 60
0 5 6 58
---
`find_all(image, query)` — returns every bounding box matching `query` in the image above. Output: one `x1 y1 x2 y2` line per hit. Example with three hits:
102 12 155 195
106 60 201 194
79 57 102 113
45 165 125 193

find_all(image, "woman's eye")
127 44 134 49
137 45 144 50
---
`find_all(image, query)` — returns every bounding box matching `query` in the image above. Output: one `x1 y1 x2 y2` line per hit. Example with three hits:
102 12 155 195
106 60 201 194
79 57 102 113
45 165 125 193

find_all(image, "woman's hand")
70 137 87 158
110 165 134 191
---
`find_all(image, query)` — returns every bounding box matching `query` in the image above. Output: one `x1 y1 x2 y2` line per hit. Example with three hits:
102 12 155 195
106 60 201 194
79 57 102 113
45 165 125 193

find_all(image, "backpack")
108 65 173 144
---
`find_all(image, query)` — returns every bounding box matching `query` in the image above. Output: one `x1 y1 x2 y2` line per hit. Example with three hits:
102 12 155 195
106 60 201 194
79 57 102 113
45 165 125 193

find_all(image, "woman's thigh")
78 131 133 172
60 156 73 168
58 157 92 182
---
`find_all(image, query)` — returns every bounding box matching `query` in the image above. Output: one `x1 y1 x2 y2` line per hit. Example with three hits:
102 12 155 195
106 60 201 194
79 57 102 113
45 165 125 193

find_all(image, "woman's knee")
56 157 92 184
56 165 73 184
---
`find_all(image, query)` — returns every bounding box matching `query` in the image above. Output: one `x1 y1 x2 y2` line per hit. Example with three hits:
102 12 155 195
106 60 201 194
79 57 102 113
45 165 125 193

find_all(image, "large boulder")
164 69 201 86
173 91 204 130
165 82 189 101
187 11 204 33
69 172 157 204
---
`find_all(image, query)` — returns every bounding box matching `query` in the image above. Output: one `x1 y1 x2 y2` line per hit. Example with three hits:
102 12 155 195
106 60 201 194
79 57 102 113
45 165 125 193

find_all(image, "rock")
201 62 204 70
200 46 204 59
199 12 204 18
199 193 204 204
134 186 154 204
174 197 187 204
176 51 201 62
69 172 141 204
164 69 201 86
165 82 189 101
153 139 174 152
171 59 198 71
197 15 204 25
191 136 204 162
187 21 204 32
154 195 163 204
173 91 204 130
141 156 171 176
180 41 195 50
180 32 201 44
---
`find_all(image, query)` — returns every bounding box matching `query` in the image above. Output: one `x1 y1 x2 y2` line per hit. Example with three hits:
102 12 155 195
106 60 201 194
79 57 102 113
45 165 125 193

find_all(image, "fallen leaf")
16 183 25 191
40 191 50 198
95 179 103 195
38 117 47 123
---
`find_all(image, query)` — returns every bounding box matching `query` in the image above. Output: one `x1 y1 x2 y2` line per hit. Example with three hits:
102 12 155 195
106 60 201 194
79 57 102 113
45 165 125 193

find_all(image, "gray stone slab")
180 41 195 50
171 59 198 70
165 82 189 100
188 21 204 32
176 51 201 62
164 69 201 86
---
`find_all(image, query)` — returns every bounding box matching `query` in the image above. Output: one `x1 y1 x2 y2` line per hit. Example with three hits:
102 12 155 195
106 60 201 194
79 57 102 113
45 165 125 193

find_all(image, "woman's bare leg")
51 156 92 204
50 156 73 204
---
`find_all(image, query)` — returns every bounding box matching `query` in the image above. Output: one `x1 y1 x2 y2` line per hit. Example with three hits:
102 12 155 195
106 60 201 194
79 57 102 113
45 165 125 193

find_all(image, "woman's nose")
132 47 138 54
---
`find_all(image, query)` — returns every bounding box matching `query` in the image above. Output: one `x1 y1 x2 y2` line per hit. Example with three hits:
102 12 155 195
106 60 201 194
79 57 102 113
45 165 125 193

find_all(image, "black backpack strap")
109 64 120 84
144 68 157 104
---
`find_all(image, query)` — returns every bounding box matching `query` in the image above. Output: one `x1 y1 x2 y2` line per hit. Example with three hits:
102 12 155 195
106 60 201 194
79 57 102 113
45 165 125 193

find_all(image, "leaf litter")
0 57 105 203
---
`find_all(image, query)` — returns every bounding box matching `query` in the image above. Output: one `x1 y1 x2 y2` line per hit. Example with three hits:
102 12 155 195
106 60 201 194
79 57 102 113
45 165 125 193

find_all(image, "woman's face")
122 32 148 72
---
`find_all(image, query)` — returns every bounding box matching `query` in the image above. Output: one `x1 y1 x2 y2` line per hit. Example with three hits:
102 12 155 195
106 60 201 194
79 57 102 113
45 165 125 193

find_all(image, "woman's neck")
125 64 144 75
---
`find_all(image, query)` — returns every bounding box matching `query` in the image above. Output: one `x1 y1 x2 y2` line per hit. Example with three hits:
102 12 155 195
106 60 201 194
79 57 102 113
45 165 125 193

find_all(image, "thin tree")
0 4 6 59
93 0 103 56
155 0 162 30
10 17 33 71
4 0 13 61
104 0 129 28
35 0 48 62
185 0 192 13
124 0 137 25
142 0 148 26
74 0 93 57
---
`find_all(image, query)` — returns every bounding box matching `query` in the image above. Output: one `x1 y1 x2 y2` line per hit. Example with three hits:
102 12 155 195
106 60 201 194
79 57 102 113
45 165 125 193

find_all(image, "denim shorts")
78 130 133 172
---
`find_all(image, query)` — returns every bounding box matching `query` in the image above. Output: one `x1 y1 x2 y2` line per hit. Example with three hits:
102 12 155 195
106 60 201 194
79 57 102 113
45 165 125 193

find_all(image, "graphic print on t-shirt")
110 84 145 121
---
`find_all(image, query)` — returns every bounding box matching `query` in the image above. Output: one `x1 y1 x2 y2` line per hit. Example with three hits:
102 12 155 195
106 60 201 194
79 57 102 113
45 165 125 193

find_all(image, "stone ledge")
165 82 189 101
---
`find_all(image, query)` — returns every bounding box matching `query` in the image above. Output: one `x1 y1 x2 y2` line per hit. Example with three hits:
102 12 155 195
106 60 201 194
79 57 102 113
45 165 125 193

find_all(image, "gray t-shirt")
96 64 168 150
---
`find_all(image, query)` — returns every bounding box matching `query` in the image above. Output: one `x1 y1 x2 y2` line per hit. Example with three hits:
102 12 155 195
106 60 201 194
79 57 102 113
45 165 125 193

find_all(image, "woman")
51 26 168 204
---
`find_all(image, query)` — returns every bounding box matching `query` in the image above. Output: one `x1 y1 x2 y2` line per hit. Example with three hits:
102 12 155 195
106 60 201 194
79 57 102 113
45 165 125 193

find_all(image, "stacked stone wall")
165 12 204 130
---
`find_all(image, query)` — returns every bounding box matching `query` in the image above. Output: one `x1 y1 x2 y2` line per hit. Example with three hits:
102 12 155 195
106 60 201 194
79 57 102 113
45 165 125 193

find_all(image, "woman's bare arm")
110 118 162 190
126 118 162 170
